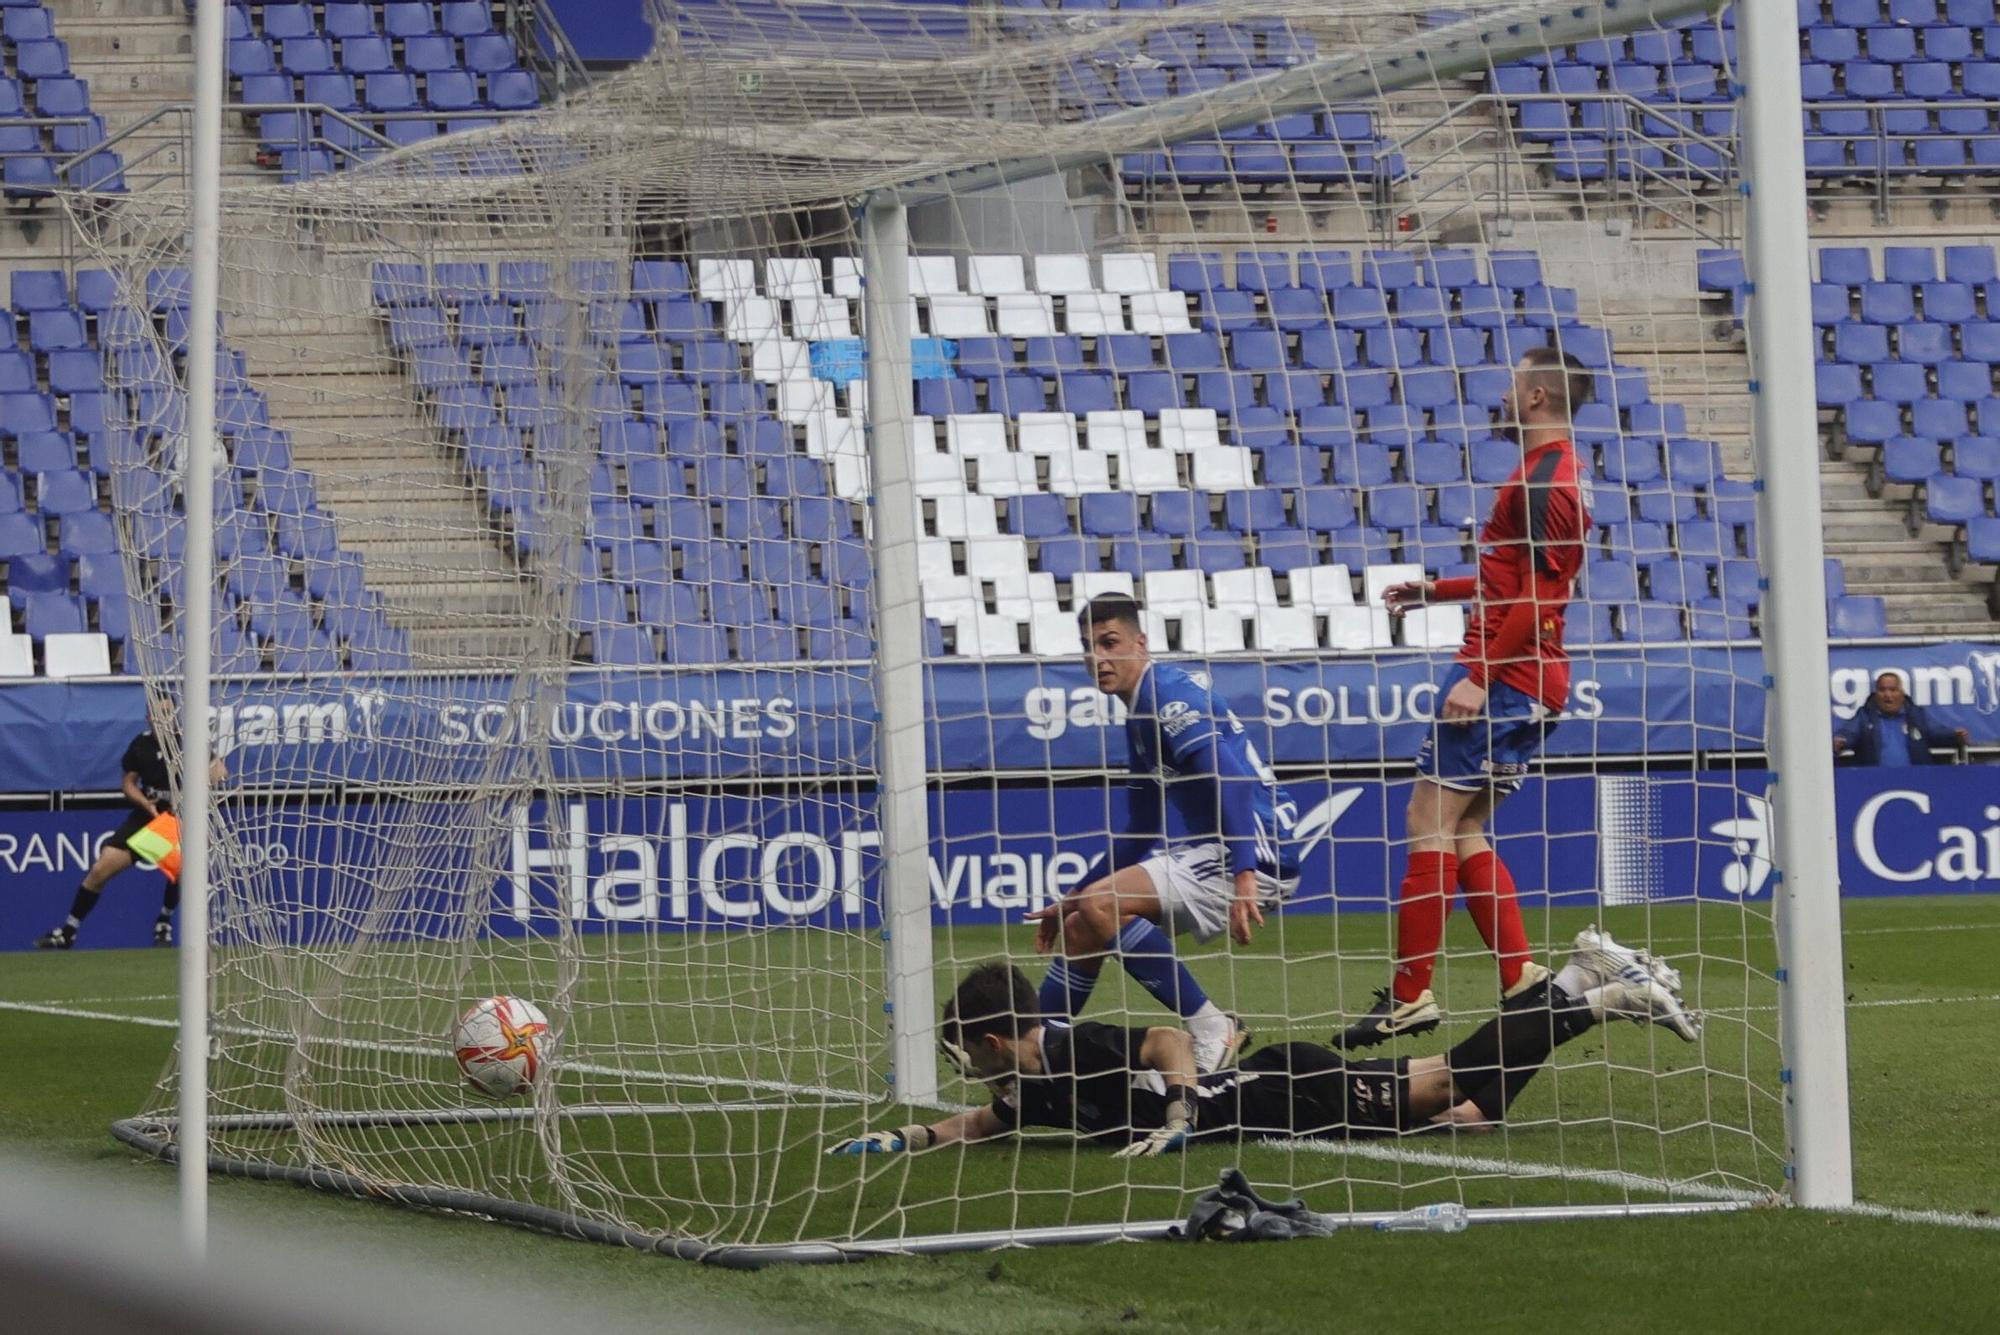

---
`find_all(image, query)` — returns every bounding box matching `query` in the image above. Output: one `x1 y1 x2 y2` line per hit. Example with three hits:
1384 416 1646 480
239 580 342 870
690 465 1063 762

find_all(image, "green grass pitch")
3 896 1996 1332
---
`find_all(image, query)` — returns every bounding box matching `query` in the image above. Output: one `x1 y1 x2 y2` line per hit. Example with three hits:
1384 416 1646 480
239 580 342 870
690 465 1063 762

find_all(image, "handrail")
509 0 592 101
1376 89 1741 247
53 103 542 197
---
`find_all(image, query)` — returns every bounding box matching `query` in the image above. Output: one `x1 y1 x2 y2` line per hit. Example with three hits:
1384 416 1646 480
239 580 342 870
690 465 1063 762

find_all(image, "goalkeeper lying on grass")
831 927 1697 1158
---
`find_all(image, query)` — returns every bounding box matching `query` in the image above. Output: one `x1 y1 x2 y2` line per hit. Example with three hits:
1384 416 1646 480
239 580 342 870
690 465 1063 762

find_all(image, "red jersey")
1432 438 1588 712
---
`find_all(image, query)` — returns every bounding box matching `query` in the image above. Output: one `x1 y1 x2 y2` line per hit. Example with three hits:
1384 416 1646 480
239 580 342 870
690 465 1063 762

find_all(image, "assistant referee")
34 717 226 949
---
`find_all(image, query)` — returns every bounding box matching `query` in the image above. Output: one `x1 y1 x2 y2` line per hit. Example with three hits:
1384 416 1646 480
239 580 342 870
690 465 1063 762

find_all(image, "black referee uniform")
34 728 181 948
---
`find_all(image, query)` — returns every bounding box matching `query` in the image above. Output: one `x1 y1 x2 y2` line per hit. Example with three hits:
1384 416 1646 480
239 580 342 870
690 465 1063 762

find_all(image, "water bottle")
1374 1202 1469 1234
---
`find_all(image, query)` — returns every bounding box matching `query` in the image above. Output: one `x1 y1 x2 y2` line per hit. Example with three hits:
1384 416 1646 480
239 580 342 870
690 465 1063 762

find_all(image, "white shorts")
1138 843 1297 944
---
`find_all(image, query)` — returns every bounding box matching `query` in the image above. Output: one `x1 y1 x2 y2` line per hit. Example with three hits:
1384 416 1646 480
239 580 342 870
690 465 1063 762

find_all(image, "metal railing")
1378 91 1739 249
56 104 542 198
508 0 593 102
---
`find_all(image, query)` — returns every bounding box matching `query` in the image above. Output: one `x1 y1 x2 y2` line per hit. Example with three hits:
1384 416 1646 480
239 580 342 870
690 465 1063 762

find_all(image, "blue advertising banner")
2 643 1997 795
3 767 1990 950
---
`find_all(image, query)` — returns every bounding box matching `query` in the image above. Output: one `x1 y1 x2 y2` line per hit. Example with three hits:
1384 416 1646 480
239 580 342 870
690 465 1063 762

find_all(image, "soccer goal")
80 0 1852 1263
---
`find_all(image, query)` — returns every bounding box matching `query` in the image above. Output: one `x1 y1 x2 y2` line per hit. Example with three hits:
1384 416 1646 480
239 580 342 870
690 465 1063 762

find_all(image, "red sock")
1393 851 1457 1004
1460 849 1531 991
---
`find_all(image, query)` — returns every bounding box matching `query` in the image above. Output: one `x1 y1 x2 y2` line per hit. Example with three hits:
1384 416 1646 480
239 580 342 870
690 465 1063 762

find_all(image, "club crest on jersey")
1158 700 1199 737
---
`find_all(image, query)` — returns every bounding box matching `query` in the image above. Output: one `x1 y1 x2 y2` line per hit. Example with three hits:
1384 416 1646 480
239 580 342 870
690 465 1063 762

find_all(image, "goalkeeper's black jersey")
988 1023 1409 1145
989 1021 1158 1145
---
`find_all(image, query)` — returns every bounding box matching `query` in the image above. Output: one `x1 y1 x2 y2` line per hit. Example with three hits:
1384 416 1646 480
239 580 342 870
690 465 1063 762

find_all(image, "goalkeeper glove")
1114 1088 1196 1159
827 1123 937 1155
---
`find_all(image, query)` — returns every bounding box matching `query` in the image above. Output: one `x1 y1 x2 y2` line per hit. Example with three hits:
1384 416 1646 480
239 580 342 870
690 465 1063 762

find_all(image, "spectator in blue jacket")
1833 672 1967 766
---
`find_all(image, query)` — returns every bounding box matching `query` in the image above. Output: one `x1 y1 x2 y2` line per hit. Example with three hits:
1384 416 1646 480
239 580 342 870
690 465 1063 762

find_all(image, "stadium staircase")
46 0 264 186
222 281 542 665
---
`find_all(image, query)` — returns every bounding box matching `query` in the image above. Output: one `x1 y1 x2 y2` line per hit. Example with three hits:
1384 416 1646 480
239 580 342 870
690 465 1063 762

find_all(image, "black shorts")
108 806 166 854
1225 1043 1413 1140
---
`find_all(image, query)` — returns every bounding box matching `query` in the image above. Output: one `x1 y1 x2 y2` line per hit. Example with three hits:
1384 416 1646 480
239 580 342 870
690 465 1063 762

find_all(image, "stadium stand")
1495 1 2000 189
375 246 1880 661
0 6 122 195
223 0 538 178
0 266 406 676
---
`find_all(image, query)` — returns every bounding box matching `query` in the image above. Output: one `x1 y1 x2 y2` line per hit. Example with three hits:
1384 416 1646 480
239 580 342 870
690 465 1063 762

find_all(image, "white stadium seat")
1363 562 1427 607
750 337 812 383
1212 567 1280 610
1062 292 1126 335
994 293 1057 337
1159 408 1221 453
926 294 992 338
1017 412 1080 457
0 634 32 678
796 399 852 445
922 573 985 618
1140 609 1171 646
968 254 1028 296
947 414 1011 458
1070 570 1137 605
1047 450 1111 495
1175 607 1247 654
918 538 957 585
764 257 822 301
1083 409 1146 456
789 294 852 340
1254 607 1319 653
1129 289 1194 333
1033 253 1095 295
1324 606 1394 652
974 454 1039 497
1290 564 1356 610
1121 449 1181 493
725 296 780 342
1190 446 1255 491
1029 609 1084 656
782 380 835 424
933 495 1002 538
44 632 111 679
831 256 864 297
831 452 870 500
946 611 1023 657
963 534 1032 582
1142 569 1207 613
909 255 959 296
986 568 1057 605
698 257 757 301
1402 604 1468 649
1100 251 1163 294
912 448 965 497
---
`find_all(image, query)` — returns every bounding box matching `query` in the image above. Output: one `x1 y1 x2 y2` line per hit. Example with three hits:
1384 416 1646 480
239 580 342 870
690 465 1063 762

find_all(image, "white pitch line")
1273 1137 1767 1205
13 999 1999 1233
1644 918 2000 951
0 998 877 1105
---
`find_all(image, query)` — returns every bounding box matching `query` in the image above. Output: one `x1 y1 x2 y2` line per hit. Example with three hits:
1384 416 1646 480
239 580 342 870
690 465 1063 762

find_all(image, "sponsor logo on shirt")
1158 699 1199 738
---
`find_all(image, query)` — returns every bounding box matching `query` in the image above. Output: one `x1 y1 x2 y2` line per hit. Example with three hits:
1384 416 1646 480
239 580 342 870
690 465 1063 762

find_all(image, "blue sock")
1116 919 1210 1020
1038 959 1100 1018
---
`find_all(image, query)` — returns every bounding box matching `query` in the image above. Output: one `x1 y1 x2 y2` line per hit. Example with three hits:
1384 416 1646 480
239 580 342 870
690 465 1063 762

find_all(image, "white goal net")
81 0 1832 1260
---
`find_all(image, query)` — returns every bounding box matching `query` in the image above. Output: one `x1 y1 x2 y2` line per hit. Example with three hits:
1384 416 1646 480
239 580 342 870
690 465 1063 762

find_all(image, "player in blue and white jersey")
1023 593 1300 1071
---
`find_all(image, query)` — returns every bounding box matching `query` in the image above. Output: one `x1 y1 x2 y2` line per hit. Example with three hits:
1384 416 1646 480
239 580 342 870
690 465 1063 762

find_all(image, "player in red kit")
1336 346 1595 1049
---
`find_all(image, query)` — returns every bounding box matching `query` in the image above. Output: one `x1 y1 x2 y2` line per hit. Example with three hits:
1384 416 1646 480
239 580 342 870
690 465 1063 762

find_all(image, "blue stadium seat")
1827 594 1888 636
1925 473 1987 524
1687 599 1753 641
0 511 44 560
1952 435 2000 480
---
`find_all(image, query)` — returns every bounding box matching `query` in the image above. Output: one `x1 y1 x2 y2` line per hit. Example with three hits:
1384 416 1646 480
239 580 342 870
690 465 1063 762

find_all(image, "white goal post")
72 0 1852 1264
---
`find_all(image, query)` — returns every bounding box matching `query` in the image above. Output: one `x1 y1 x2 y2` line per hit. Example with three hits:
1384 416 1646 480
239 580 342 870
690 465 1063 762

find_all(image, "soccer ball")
451 995 550 1098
